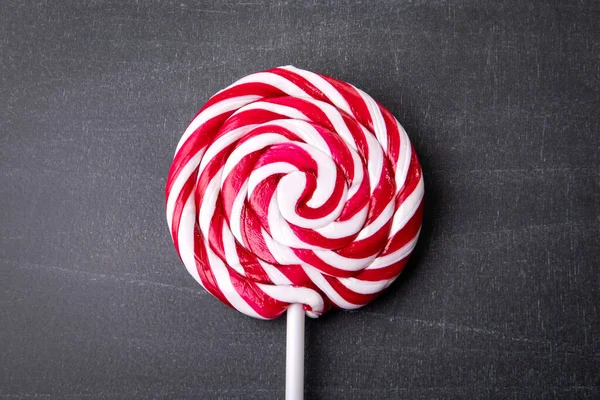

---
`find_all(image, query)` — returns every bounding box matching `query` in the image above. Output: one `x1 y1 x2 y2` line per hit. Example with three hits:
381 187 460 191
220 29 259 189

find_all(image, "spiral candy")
166 66 424 319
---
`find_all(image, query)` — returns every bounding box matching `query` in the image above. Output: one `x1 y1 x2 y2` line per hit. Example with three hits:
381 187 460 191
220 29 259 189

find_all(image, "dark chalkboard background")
1 1 599 399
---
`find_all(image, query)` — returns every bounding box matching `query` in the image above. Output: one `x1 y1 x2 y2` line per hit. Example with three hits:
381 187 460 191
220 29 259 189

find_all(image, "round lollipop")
166 66 424 399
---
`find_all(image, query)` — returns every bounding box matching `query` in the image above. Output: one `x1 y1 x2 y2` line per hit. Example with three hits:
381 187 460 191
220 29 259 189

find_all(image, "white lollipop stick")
285 303 305 400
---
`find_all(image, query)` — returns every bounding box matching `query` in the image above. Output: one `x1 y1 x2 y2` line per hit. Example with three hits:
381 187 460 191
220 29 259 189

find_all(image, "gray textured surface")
1 0 599 399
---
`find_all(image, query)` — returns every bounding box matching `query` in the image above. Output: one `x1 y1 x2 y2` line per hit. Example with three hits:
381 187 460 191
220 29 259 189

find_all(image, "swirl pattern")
166 66 424 318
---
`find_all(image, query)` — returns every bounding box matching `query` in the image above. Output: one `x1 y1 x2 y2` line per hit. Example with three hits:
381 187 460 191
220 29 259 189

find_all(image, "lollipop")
166 66 424 399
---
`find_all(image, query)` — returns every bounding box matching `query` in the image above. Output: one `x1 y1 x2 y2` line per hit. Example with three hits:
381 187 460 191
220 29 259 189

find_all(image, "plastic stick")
285 303 305 400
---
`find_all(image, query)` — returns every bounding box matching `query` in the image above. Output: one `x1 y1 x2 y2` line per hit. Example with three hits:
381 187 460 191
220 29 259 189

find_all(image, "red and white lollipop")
166 66 424 399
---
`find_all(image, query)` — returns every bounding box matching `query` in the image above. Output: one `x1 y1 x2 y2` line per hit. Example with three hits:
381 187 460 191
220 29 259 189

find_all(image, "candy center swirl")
166 66 424 319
